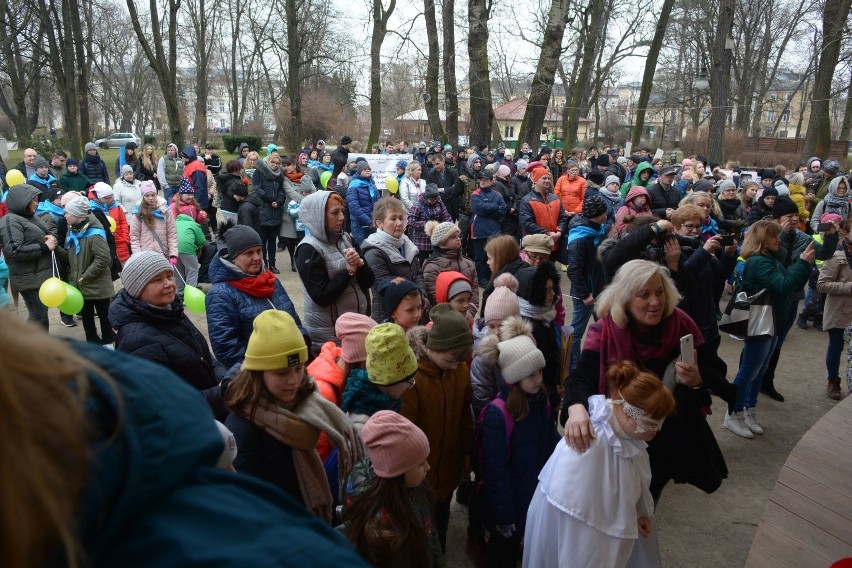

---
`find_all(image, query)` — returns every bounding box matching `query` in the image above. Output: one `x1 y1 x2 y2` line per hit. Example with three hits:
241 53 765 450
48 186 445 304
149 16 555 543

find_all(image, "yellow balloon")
38 277 67 307
6 169 25 187
107 216 117 233
385 176 399 194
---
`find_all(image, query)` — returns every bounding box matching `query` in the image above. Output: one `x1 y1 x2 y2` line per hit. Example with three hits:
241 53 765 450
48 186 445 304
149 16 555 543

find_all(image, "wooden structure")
746 397 852 566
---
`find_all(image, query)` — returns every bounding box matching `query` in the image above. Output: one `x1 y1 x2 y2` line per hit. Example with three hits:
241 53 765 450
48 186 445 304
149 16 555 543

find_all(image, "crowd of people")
0 135 850 567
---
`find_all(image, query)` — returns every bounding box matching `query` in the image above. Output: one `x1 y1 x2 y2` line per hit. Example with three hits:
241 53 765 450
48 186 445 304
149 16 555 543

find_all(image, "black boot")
796 312 809 330
760 349 785 402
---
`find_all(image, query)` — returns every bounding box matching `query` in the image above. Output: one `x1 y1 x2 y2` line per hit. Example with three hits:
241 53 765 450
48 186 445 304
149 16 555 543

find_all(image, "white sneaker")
743 408 764 435
723 412 754 439
103 344 115 351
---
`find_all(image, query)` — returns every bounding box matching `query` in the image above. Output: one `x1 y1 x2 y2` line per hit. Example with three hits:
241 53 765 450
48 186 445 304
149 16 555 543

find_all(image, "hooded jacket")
113 177 143 213
566 215 606 301
810 176 851 232
68 341 367 568
346 174 380 231
0 184 53 292
206 250 305 368
181 146 209 209
217 172 248 214
615 186 653 236
294 191 374 347
237 193 262 232
176 213 206 255
619 161 654 197
555 171 587 215
422 247 479 318
129 197 179 258
646 175 681 218
251 158 285 227
471 183 507 239
65 213 114 299
81 150 110 184
279 170 314 239
91 198 131 262
110 289 219 390
158 144 185 188
401 326 475 502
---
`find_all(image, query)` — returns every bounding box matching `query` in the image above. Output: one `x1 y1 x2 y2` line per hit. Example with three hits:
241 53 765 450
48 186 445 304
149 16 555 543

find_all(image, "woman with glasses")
714 179 746 237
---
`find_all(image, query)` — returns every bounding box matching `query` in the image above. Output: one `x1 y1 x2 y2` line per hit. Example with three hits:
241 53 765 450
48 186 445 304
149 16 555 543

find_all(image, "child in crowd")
59 158 93 193
174 208 206 292
403 303 475 552
113 164 142 213
225 310 363 523
406 183 452 265
129 182 178 262
422 221 479 319
309 313 377 462
90 183 131 264
615 186 653 237
475 321 559 567
28 156 59 200
343 411 441 568
382 277 423 330
172 183 209 241
434 270 473 322
59 196 115 345
523 361 676 568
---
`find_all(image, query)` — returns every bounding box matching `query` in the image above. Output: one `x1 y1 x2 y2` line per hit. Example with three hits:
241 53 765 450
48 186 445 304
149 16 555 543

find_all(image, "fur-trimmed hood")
407 325 430 359
516 262 560 307
475 316 532 364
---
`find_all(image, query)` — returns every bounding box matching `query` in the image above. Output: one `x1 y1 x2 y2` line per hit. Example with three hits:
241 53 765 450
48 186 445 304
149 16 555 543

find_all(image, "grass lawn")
4 148 243 175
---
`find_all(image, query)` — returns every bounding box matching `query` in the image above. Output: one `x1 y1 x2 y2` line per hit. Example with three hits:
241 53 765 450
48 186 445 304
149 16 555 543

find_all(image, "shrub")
143 134 157 145
222 135 262 154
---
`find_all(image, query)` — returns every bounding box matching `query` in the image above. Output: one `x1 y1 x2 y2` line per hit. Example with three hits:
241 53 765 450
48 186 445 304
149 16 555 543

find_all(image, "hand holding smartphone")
680 334 695 365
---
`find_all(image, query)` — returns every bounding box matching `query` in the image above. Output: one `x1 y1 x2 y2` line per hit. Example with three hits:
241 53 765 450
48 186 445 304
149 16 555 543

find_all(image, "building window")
504 126 514 138
219 101 225 113
780 111 789 122
767 110 776 122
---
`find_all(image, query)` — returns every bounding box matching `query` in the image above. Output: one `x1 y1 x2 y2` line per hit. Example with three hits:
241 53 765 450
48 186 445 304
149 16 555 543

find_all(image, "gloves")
169 256 177 267
495 524 516 538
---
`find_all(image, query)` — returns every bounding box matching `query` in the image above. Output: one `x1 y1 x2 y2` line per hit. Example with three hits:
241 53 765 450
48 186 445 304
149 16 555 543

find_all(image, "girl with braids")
343 411 442 568
128 181 178 263
525 361 676 568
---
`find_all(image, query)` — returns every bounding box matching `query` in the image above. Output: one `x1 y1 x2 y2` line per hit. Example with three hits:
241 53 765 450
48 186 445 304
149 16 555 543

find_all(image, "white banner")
348 153 413 192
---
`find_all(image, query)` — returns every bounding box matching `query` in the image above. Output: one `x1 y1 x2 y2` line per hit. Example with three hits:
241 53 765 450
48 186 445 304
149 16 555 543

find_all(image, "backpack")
460 174 477 216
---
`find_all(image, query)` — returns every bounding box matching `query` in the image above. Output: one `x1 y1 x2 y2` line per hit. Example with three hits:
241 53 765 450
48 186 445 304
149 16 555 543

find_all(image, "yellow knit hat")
366 323 419 385
243 310 308 370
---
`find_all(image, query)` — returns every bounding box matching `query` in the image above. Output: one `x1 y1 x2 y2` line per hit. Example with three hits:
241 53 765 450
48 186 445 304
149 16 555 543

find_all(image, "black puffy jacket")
109 289 219 391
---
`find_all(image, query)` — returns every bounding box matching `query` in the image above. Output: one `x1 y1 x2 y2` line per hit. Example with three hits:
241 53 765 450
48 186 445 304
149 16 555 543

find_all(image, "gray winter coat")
0 184 53 293
252 159 285 227
279 172 314 239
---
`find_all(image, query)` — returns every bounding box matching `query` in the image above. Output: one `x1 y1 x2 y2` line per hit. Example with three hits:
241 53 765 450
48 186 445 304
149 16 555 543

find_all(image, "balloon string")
172 263 188 287
51 250 59 278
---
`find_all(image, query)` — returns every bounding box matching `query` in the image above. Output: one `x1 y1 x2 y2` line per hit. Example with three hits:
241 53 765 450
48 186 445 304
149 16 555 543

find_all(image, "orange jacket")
307 341 346 462
555 174 587 214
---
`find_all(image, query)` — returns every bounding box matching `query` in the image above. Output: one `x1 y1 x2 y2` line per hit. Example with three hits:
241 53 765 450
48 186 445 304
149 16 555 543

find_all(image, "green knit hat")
426 303 472 359
366 323 418 386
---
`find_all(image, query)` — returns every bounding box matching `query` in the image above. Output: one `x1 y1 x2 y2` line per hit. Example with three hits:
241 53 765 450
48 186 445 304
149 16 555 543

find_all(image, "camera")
641 233 702 262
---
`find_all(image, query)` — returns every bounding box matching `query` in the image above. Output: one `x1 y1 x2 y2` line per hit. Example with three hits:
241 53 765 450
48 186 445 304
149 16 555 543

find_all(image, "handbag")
718 266 775 337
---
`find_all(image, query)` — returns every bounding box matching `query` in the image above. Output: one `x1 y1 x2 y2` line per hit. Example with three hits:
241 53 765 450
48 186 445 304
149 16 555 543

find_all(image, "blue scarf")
317 163 333 172
307 159 320 168
66 225 107 254
701 216 719 237
36 201 64 222
341 369 401 416
132 203 165 220
29 173 57 186
568 223 606 246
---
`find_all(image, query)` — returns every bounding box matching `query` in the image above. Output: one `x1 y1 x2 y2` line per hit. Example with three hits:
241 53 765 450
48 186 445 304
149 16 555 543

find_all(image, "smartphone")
680 334 695 365
718 234 735 246
817 223 833 232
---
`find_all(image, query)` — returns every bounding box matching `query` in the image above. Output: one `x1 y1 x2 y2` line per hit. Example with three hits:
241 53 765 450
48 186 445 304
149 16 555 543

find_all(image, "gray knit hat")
64 195 90 218
122 251 173 298
85 142 97 152
34 155 49 169
222 223 263 259
121 164 134 176
604 175 621 188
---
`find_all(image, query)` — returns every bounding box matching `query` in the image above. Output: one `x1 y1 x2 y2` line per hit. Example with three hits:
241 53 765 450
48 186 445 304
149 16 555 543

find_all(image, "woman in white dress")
523 361 675 568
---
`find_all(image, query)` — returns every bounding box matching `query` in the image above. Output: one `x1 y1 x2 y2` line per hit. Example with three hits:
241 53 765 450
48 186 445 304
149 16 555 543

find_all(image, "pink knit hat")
361 411 430 479
334 313 377 363
821 213 843 224
484 284 521 323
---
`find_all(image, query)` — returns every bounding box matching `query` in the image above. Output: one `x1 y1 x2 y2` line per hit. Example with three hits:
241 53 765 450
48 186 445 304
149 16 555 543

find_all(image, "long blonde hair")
141 144 159 171
740 220 780 259
0 312 120 568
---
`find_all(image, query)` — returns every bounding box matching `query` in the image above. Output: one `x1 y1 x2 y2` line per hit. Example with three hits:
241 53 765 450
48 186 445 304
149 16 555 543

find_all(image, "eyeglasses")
682 223 701 231
406 377 416 389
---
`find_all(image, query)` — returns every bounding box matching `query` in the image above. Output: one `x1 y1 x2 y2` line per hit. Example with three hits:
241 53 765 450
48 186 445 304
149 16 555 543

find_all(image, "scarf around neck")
519 297 556 323
365 229 417 264
568 223 606 246
66 224 107 254
226 269 278 298
599 187 622 202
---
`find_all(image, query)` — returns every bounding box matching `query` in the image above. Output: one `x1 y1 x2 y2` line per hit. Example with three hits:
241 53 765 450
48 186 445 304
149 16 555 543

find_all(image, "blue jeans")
473 238 490 285
734 334 779 412
826 327 845 379
164 185 178 204
570 298 594 370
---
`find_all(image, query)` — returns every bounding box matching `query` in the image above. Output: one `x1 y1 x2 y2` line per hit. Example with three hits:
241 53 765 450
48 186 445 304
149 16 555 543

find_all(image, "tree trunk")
69 0 91 154
285 0 302 152
368 0 395 150
566 0 605 145
560 45 582 147
423 0 445 143
0 5 41 145
125 0 184 147
801 0 851 160
441 0 459 146
517 0 571 150
467 0 493 147
631 0 675 147
707 0 734 162
840 68 852 142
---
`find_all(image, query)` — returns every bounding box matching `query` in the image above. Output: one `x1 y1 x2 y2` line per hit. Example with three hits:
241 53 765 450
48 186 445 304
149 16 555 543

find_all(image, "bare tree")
0 0 44 144
441 0 460 146
126 0 184 147
185 0 220 145
467 0 493 146
516 0 572 150
564 0 607 145
631 0 675 146
422 0 446 143
367 0 396 149
801 0 852 160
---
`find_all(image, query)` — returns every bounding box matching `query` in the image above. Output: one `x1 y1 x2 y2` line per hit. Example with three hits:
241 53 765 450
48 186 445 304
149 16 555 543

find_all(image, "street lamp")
694 67 710 91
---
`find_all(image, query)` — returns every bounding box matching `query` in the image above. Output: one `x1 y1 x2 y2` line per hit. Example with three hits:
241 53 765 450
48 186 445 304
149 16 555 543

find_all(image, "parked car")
95 132 142 149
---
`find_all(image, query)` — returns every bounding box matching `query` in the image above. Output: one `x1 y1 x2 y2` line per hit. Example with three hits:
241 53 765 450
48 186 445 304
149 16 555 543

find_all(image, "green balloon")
59 283 84 315
184 285 207 314
320 170 332 189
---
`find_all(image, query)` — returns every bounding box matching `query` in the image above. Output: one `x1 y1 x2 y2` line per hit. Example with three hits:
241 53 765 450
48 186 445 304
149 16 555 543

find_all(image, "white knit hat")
498 334 545 384
92 182 114 198
428 221 460 247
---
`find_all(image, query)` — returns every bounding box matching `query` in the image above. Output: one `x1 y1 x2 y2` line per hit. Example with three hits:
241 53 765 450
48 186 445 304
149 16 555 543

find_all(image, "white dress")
523 395 654 568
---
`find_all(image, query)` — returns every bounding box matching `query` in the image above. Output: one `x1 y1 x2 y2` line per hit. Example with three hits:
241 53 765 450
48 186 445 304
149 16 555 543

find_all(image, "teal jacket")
0 256 9 307
619 161 655 198
742 253 811 324
73 341 367 567
175 213 206 255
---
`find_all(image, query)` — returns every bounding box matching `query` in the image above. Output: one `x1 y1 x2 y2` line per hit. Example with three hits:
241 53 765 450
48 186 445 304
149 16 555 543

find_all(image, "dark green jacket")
742 253 811 324
60 170 94 193
65 214 114 299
